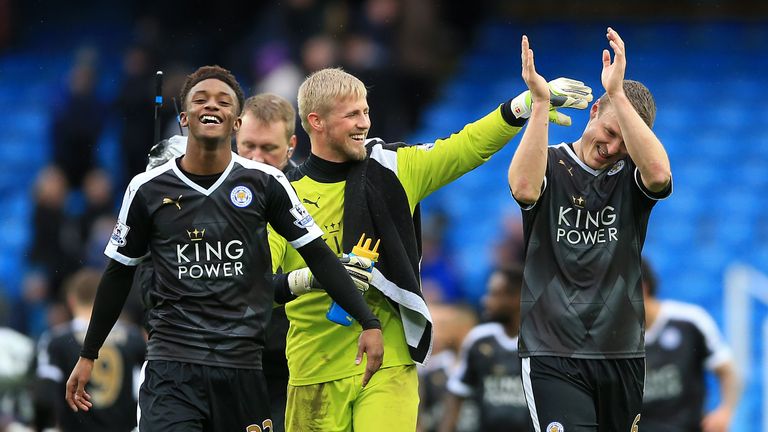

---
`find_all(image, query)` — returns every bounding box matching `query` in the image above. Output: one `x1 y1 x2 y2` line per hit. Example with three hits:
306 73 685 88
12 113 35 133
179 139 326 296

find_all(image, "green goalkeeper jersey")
269 107 522 386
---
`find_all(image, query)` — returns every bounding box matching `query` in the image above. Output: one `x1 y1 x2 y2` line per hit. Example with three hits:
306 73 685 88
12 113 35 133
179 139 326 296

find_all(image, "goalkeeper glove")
340 254 374 293
146 135 188 170
286 254 374 296
509 77 594 126
287 267 316 296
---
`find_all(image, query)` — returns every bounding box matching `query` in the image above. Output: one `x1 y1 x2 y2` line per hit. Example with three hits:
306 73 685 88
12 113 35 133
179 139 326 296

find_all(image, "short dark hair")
641 257 658 297
494 264 524 296
598 80 656 128
180 65 244 115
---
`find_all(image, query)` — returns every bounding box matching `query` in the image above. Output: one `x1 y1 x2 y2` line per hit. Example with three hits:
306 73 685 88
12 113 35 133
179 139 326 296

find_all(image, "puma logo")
162 195 182 210
303 197 320 208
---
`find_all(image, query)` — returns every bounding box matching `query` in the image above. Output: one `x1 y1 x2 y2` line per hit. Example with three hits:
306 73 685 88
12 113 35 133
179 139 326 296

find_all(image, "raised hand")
521 35 550 105
601 27 627 96
509 36 593 127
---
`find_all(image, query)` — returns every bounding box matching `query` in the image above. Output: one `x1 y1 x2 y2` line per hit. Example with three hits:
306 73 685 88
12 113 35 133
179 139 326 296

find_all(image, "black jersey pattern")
518 144 671 359
105 154 322 368
642 301 732 431
447 323 528 432
36 319 146 432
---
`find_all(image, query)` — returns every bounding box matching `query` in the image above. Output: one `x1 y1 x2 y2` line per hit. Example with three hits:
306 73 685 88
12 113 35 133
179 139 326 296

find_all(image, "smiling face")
180 78 241 147
577 101 628 170
314 95 370 162
236 112 295 169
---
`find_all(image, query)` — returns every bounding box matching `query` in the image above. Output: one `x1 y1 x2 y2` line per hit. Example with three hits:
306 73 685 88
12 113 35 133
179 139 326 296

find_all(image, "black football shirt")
517 144 672 359
105 154 322 368
642 300 732 431
36 319 146 432
447 323 528 432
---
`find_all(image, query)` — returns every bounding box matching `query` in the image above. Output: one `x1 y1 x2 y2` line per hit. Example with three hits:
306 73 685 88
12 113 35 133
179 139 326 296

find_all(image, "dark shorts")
521 356 644 432
138 360 272 432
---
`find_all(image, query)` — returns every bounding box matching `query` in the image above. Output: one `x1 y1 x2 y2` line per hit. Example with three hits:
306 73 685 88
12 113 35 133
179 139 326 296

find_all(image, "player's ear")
179 111 189 127
307 113 323 133
232 116 242 133
588 101 600 120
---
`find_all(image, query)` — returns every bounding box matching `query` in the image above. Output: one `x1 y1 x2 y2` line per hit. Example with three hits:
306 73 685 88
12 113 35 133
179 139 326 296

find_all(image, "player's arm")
66 259 136 412
295 238 383 386
602 27 671 193
701 361 741 432
508 35 551 205
397 80 590 209
395 103 525 208
66 179 150 412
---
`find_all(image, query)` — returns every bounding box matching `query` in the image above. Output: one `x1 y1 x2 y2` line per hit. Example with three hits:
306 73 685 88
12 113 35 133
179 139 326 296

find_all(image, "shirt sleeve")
692 308 733 371
395 106 524 210
104 182 151 266
80 259 137 359
633 165 673 201
264 173 323 249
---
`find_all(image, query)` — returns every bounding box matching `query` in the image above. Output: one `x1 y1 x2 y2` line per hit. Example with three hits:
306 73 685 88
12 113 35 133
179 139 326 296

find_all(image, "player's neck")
572 139 585 162
183 138 232 175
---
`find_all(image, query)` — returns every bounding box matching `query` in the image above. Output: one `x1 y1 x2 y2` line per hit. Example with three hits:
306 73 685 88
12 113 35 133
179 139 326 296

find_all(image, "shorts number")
246 419 273 432
630 413 641 432
90 346 123 407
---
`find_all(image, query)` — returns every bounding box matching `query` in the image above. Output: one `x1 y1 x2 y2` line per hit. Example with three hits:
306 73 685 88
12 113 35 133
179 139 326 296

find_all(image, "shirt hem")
518 351 645 359
147 354 262 370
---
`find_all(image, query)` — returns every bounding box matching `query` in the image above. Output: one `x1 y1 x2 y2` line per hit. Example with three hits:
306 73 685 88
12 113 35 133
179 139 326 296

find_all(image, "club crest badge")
547 422 565 432
230 185 253 208
607 160 625 176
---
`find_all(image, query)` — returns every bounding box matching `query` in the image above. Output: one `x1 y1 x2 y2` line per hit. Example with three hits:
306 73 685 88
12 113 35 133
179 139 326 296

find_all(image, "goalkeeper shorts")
285 364 418 432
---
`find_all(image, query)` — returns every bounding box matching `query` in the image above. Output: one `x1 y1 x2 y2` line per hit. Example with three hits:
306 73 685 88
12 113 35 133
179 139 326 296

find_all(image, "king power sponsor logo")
555 205 619 245
176 228 245 279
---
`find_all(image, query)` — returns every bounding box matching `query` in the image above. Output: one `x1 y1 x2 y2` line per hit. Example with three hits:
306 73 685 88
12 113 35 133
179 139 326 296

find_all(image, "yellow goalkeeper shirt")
269 107 522 386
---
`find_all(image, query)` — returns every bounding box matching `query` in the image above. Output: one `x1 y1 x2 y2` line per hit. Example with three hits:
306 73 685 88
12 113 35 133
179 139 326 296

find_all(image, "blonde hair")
242 93 296 140
297 68 367 133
